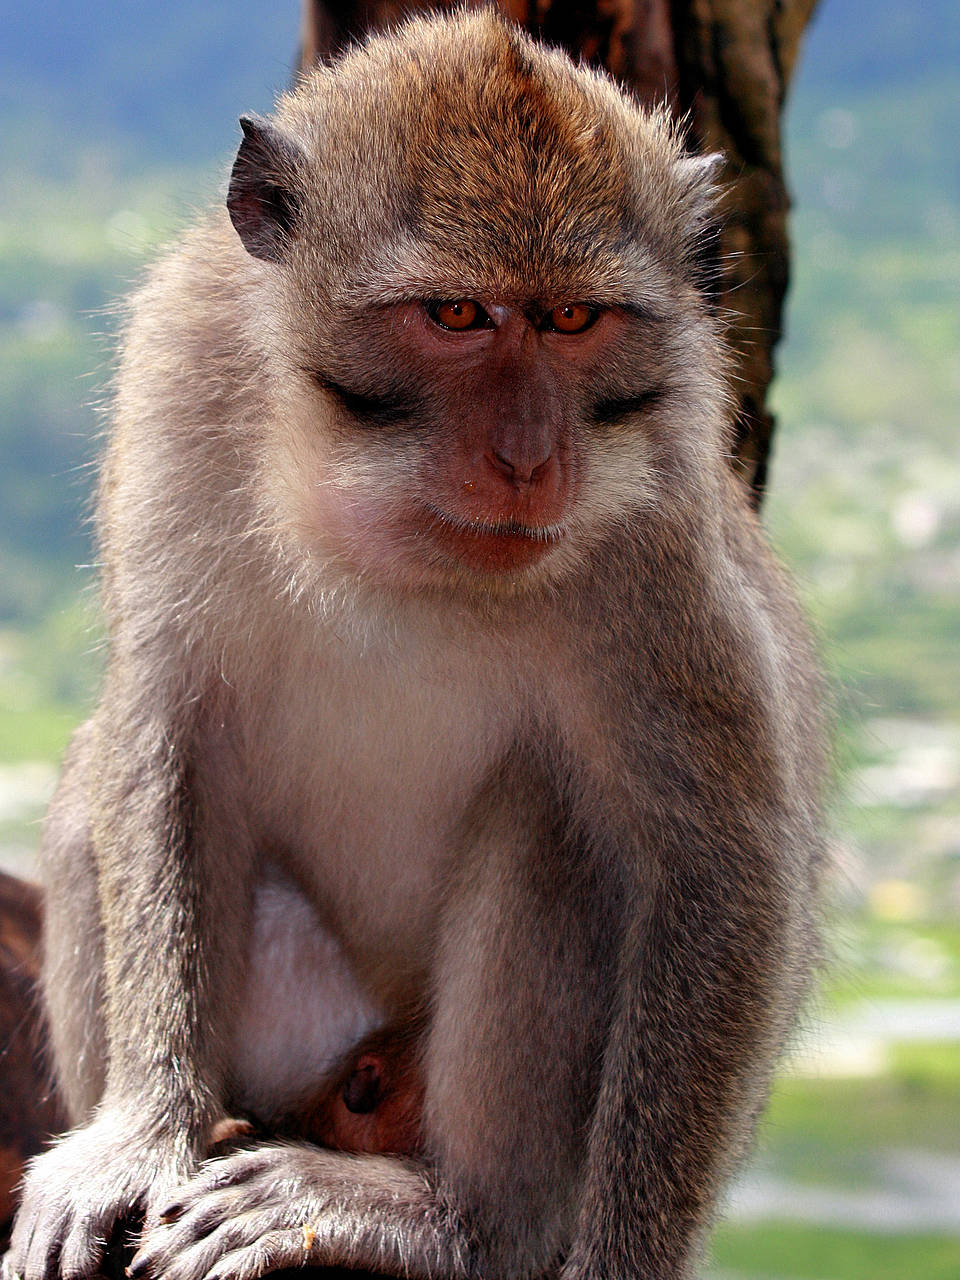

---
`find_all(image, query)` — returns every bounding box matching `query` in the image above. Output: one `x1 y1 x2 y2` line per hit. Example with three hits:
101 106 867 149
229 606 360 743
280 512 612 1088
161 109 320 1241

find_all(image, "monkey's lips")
418 505 566 573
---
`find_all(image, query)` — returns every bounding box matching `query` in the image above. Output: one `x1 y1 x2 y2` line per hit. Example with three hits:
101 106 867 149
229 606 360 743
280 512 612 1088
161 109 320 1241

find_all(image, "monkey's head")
226 10 729 598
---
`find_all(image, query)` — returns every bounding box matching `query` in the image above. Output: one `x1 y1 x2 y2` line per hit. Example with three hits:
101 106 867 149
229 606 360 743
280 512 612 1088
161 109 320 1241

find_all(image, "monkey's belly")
232 866 381 1121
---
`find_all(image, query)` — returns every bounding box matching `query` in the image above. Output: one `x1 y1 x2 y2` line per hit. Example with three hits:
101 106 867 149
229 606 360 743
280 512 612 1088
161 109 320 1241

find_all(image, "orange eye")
547 303 596 334
430 299 483 330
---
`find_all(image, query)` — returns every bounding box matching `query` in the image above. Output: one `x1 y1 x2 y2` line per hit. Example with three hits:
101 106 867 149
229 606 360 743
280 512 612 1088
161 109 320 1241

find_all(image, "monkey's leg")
129 764 608 1280
9 704 256 1280
561 824 814 1280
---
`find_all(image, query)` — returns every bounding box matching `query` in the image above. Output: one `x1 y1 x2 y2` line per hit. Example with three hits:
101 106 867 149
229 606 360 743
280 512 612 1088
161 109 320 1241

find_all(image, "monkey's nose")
486 446 556 489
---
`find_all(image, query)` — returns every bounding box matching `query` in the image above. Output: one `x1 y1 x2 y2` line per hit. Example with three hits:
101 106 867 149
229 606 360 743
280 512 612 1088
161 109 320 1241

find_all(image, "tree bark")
299 0 818 504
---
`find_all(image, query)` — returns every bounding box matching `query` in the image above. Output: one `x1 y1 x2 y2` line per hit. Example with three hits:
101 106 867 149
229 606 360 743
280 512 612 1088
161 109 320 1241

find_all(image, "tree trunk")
299 0 818 504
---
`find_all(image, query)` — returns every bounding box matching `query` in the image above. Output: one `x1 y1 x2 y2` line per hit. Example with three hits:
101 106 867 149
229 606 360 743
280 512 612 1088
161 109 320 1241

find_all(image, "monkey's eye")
544 304 598 334
427 299 489 331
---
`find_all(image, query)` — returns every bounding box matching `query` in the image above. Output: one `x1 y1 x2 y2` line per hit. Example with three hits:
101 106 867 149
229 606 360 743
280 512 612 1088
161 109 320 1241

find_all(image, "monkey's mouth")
418 504 566 573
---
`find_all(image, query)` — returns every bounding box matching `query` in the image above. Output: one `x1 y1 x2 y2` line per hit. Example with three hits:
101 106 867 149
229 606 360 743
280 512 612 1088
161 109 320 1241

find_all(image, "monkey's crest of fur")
277 8 720 298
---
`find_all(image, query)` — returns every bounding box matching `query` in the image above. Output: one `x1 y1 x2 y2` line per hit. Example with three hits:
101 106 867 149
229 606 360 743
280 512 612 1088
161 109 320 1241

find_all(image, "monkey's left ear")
675 151 725 231
676 151 725 302
228 115 304 262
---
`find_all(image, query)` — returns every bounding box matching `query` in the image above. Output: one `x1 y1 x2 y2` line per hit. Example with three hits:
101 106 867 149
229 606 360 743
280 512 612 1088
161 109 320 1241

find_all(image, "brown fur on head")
266 9 719 298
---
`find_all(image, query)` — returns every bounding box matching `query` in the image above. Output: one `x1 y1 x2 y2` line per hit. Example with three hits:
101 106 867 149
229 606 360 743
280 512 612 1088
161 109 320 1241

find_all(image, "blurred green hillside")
0 3 958 1278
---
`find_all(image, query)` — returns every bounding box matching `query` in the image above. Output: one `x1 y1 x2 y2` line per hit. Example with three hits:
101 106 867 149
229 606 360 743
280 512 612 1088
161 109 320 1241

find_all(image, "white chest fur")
232 865 380 1119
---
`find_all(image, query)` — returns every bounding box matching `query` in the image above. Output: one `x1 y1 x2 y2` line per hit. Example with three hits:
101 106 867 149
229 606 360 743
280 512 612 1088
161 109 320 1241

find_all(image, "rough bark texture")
299 0 818 504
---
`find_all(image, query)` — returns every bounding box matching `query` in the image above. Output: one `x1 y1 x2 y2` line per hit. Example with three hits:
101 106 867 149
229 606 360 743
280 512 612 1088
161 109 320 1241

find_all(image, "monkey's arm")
129 753 605 1280
9 698 253 1280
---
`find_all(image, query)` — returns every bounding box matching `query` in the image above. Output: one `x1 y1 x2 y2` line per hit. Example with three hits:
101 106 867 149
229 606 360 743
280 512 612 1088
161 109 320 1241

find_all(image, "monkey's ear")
675 151 725 228
228 115 303 263
676 152 725 304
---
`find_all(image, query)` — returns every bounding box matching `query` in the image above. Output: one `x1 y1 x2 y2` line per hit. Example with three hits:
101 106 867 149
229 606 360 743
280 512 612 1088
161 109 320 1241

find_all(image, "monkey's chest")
234 638 512 1112
267 663 501 924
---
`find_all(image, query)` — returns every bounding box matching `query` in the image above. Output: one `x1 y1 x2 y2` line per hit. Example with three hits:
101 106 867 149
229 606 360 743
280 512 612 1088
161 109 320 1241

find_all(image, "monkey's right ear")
228 115 303 262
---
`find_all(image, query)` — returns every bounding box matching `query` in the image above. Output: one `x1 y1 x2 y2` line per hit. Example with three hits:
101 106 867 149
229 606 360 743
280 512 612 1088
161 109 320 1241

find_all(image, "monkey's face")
258 281 717 597
229 14 730 596
293 292 678 585
314 295 595 577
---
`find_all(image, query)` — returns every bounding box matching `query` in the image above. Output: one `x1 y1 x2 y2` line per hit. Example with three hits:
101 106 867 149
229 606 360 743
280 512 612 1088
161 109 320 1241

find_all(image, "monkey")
6 9 827 1280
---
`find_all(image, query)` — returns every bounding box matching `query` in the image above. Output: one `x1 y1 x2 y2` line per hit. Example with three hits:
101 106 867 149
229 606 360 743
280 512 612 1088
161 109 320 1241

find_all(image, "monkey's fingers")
12 1191 121 1280
9 1167 112 1280
161 1228 314 1280
133 1194 318 1280
130 1208 278 1280
131 1150 300 1278
9 1116 198 1280
147 1147 285 1227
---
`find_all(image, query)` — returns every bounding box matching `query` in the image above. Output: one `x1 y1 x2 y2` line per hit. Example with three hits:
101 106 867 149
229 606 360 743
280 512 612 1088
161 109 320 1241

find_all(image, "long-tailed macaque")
8 11 826 1280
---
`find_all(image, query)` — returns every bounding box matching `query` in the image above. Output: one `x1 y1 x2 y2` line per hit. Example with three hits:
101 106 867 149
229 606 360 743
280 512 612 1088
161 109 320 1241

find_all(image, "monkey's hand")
9 1112 198 1280
129 1143 443 1280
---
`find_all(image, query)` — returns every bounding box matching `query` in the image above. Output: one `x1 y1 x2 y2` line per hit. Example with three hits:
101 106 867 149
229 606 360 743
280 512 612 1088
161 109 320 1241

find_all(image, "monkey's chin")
419 505 566 576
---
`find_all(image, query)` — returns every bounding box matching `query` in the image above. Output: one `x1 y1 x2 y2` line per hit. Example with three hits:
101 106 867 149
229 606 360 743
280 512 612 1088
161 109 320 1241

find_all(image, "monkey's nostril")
489 448 516 479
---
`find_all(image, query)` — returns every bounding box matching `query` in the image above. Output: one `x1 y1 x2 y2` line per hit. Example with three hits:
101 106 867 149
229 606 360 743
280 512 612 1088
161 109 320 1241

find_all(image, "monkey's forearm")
90 706 251 1131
